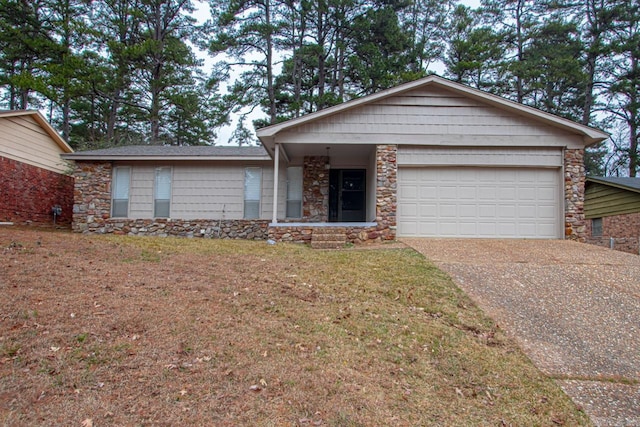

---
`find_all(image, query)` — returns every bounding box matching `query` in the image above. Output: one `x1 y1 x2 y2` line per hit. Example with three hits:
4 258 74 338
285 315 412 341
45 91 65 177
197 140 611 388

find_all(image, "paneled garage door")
397 167 561 238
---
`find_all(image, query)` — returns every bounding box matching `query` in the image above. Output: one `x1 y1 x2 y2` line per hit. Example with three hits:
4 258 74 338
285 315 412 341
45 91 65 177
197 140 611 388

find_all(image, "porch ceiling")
282 143 374 161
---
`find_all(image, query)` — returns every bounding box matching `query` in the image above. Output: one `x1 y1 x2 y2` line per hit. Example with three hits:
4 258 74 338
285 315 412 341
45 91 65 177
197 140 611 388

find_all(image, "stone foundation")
82 218 269 239
0 156 74 226
564 149 586 241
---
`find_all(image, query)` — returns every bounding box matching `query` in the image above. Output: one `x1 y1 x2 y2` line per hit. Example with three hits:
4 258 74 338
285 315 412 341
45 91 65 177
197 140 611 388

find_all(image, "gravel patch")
403 238 640 427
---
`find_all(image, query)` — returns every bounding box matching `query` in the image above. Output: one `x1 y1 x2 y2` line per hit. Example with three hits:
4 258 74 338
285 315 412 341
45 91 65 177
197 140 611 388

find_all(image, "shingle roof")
62 145 270 160
587 176 640 193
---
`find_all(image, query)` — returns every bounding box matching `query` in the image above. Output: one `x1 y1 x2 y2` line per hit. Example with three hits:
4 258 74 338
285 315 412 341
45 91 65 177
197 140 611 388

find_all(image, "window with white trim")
244 167 262 219
111 166 130 218
286 166 303 218
154 167 172 218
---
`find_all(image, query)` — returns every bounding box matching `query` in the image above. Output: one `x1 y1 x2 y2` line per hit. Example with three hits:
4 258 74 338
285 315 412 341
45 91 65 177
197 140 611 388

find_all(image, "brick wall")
586 212 640 254
0 156 74 226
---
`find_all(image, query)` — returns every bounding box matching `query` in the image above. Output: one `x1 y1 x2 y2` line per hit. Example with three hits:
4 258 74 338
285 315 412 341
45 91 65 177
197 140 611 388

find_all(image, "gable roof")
587 176 640 194
0 109 73 153
63 145 270 161
256 75 609 151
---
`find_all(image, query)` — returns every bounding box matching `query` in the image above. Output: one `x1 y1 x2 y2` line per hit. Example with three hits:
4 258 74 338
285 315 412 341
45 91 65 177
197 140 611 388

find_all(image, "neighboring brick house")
585 177 640 254
0 110 74 226
64 76 608 246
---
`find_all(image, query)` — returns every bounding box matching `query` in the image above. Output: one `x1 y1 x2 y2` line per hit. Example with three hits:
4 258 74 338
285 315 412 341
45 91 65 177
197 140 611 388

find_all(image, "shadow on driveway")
403 238 640 427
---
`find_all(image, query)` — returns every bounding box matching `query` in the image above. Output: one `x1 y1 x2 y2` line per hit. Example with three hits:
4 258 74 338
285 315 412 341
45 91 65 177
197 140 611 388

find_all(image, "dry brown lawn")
0 228 591 426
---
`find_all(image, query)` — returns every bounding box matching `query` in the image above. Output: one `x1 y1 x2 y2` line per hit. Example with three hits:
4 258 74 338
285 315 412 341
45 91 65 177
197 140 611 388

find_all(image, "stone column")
303 156 330 221
376 145 397 240
564 148 586 241
72 161 112 233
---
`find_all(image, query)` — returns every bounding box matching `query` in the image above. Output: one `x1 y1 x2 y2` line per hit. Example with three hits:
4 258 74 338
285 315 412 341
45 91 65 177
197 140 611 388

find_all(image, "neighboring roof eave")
0 109 74 153
256 75 609 149
587 176 640 194
62 154 271 161
61 145 272 161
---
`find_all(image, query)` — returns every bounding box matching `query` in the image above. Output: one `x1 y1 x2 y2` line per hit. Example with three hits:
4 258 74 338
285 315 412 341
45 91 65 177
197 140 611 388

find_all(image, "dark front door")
329 169 366 222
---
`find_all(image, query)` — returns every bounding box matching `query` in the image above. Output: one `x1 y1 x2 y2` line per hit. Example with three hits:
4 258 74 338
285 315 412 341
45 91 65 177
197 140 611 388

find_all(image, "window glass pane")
286 166 303 218
287 201 302 218
244 167 261 219
155 167 171 200
244 201 260 219
592 218 602 236
112 200 128 217
113 167 130 199
244 167 261 201
154 167 171 218
112 167 130 217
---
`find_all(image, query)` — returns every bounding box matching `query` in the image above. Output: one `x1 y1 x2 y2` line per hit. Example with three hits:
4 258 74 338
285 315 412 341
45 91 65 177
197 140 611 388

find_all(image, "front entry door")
329 169 366 222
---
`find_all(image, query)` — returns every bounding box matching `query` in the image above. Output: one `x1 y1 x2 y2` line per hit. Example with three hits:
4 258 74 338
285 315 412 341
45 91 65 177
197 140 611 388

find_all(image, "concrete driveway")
402 238 640 427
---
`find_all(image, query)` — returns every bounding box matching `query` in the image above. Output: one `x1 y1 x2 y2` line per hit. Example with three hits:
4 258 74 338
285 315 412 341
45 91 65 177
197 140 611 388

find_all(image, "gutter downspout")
272 143 280 224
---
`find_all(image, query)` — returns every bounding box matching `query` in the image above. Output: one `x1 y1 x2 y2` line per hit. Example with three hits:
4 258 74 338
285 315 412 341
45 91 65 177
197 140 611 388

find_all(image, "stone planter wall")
564 149 587 241
268 224 384 244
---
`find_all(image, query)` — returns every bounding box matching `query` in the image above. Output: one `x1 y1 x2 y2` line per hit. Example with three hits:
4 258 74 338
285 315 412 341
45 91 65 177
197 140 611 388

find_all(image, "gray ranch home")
63 75 608 246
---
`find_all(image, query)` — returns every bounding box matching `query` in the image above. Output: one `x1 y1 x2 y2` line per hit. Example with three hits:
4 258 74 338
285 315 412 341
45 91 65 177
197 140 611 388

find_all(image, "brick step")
312 233 347 242
311 229 347 249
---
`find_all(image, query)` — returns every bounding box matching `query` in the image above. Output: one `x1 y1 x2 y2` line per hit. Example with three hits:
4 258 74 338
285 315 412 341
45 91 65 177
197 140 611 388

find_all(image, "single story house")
63 75 608 246
585 176 640 254
0 110 74 226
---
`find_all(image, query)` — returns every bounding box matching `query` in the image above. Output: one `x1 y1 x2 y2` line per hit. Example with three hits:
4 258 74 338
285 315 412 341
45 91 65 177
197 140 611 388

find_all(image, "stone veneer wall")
585 212 640 254
302 156 329 221
564 149 587 241
71 160 269 239
0 156 74 226
72 161 112 232
375 144 397 240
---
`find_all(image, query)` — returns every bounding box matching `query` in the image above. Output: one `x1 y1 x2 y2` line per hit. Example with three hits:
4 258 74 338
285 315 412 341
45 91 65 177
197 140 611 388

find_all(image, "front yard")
0 228 590 426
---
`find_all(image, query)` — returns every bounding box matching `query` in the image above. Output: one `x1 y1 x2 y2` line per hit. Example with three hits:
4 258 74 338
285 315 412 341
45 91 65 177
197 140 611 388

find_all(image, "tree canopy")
0 0 638 176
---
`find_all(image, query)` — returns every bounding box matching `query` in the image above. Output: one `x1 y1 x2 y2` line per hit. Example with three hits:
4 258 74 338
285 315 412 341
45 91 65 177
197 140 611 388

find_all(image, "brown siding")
585 182 640 218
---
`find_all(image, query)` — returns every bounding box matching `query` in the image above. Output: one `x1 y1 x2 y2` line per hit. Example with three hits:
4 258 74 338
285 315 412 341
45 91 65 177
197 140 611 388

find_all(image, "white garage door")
398 167 561 238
